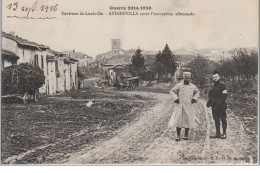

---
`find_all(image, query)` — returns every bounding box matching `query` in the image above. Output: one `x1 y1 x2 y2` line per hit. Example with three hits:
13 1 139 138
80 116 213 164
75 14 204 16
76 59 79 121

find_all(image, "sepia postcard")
1 0 259 165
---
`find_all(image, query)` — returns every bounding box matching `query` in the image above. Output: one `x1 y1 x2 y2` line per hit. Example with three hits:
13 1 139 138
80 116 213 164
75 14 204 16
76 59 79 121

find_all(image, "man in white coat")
169 72 200 141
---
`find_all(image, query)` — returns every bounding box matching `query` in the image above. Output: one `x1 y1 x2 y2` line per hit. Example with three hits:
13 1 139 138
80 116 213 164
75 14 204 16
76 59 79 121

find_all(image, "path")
64 91 254 164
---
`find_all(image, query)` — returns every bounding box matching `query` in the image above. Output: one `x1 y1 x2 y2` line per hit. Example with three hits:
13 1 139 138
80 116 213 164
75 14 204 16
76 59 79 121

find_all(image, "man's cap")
183 72 191 79
212 70 220 75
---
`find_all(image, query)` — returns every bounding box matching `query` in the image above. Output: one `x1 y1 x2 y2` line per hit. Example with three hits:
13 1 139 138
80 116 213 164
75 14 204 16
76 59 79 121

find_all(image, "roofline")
2 49 20 59
109 64 127 70
2 31 49 50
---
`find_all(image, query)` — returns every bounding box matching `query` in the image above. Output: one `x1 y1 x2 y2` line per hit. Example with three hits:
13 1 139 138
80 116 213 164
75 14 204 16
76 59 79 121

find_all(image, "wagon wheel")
22 92 28 104
34 89 40 102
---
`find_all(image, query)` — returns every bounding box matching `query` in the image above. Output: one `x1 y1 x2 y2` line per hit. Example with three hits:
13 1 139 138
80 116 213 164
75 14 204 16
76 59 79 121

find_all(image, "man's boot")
221 134 227 139
175 135 181 141
210 120 221 138
221 118 227 139
184 128 189 140
175 127 181 142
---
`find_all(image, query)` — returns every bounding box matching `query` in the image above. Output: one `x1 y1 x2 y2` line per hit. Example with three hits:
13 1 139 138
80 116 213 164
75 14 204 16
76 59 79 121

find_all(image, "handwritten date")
6 1 59 18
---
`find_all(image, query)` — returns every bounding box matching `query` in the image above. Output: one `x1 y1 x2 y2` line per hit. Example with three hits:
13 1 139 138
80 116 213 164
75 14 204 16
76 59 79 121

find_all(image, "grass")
1 87 152 164
227 92 258 163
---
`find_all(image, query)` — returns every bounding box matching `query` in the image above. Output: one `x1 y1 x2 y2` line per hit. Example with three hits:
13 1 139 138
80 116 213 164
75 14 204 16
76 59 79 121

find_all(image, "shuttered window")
34 55 38 66
41 55 44 69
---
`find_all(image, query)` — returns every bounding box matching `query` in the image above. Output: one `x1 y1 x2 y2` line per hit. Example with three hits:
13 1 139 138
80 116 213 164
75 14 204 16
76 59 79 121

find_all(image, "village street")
62 91 255 164
1 86 257 164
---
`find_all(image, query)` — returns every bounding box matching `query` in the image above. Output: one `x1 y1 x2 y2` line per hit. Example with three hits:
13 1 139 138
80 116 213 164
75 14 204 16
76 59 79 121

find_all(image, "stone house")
63 50 92 67
46 50 57 95
62 56 78 91
1 49 20 69
1 31 80 95
107 65 133 85
49 50 79 93
2 31 49 93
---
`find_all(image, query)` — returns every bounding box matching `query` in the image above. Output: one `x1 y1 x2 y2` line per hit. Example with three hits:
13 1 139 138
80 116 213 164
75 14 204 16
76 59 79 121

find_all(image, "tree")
230 48 258 82
160 44 177 75
131 48 145 69
155 51 163 63
153 61 167 82
188 55 209 87
216 59 237 81
248 50 258 80
154 44 177 83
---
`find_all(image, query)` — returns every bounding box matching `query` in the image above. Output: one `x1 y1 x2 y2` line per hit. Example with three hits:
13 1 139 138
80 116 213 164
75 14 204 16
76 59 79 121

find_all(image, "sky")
2 0 259 58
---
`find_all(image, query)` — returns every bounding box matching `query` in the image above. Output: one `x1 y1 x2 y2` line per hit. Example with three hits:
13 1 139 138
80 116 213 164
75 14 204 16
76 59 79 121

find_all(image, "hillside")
95 47 257 66
105 54 132 65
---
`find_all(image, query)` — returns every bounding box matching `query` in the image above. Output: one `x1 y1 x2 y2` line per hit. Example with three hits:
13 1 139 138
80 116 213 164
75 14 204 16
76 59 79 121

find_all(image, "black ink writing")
6 2 18 11
5 1 59 19
21 1 37 17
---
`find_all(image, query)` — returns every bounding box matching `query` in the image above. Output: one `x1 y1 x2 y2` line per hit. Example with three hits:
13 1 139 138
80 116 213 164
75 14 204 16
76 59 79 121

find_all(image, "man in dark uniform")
206 70 228 139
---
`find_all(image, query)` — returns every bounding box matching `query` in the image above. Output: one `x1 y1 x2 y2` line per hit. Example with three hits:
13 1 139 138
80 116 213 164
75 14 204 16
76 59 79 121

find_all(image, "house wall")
70 62 78 90
2 37 18 69
17 47 35 64
108 69 118 84
2 37 17 53
46 60 57 95
78 59 87 67
56 57 65 93
36 50 47 94
63 63 71 91
2 60 13 68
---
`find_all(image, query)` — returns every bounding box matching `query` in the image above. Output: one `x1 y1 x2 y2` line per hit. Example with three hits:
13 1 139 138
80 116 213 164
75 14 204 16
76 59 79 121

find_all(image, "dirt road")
64 91 255 164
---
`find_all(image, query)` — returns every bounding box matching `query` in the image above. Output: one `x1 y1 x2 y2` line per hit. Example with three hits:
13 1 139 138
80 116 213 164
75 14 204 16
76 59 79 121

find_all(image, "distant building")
62 51 79 90
111 39 121 50
96 39 126 68
173 63 191 83
63 50 93 67
107 65 131 85
106 65 139 87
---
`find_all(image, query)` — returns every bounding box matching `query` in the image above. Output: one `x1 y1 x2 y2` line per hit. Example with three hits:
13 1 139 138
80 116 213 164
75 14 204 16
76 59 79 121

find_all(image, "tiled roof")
2 49 20 60
110 65 127 70
63 50 91 59
49 50 67 57
2 31 49 50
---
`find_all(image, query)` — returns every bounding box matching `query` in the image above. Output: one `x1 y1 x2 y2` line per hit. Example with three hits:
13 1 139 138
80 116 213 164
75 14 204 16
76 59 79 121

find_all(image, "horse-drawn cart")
2 89 40 104
114 76 139 91
2 63 44 104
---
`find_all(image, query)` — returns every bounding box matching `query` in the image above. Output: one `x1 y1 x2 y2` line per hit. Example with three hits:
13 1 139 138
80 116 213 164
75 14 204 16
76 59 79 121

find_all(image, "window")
55 61 58 71
47 62 49 75
23 50 25 59
55 61 59 76
41 55 44 69
34 55 38 66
